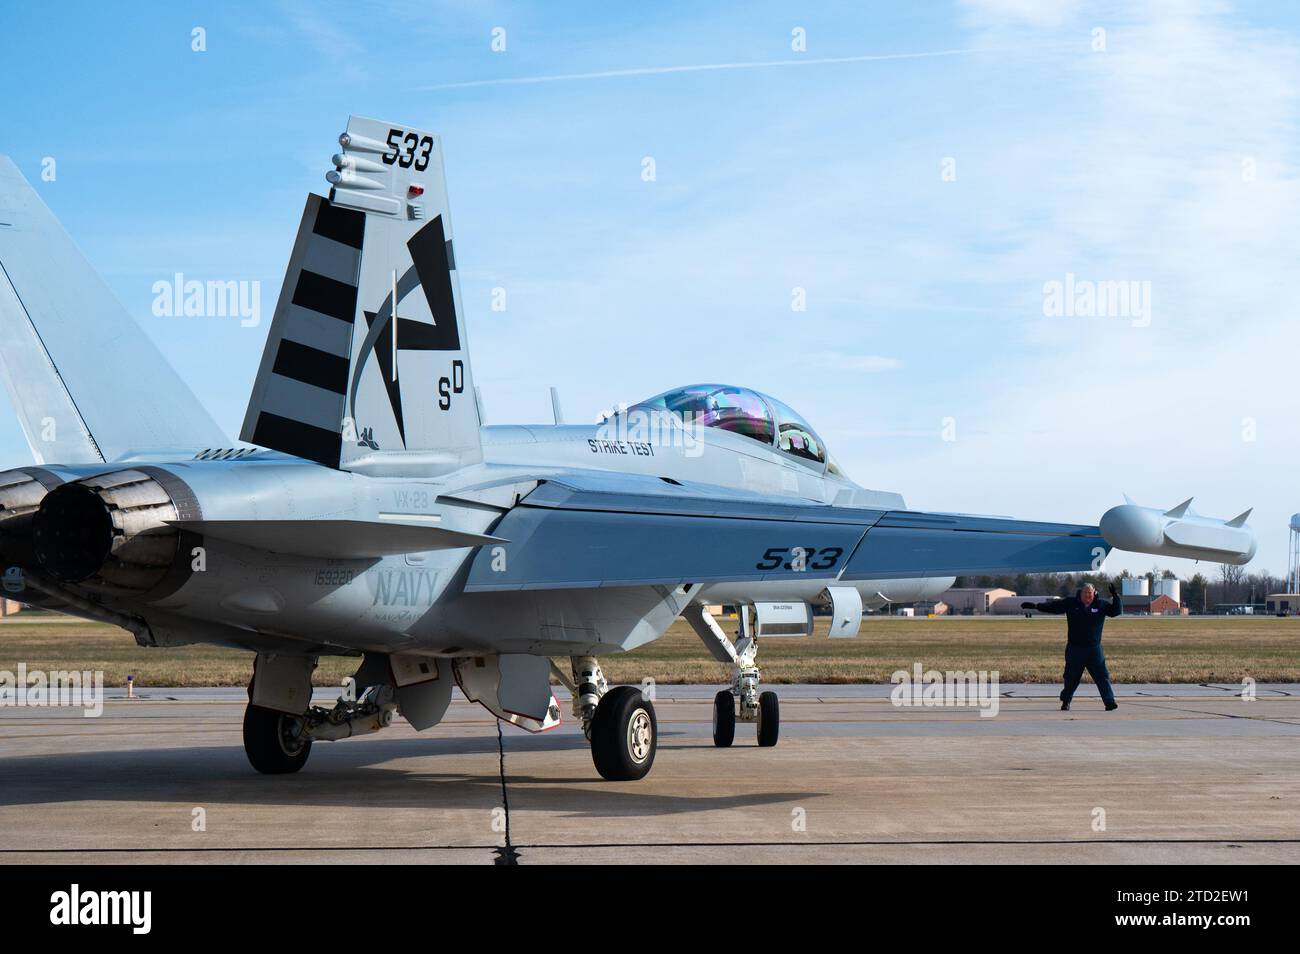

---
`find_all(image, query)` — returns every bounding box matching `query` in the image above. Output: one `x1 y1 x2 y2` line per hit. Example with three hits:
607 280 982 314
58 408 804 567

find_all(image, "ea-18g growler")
0 118 1256 780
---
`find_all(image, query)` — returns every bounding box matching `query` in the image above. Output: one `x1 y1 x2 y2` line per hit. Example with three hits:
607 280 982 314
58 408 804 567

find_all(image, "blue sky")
1 0 1297 576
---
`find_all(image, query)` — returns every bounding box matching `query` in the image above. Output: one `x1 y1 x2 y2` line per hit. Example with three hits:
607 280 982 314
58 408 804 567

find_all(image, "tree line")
951 565 1289 613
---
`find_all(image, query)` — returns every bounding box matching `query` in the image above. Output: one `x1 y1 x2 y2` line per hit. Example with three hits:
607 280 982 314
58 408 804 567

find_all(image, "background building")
913 600 950 616
1121 593 1184 615
938 587 1015 615
991 595 1055 615
1265 593 1300 614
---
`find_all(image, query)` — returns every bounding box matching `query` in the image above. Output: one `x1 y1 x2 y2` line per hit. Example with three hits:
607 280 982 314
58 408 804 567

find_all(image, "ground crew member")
1022 583 1120 711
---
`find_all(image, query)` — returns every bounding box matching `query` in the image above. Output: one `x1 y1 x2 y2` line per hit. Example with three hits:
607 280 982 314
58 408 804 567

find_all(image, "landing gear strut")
715 664 780 747
569 655 608 740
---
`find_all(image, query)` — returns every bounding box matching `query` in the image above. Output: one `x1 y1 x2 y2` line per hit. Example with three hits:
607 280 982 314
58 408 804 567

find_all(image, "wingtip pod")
1100 500 1256 565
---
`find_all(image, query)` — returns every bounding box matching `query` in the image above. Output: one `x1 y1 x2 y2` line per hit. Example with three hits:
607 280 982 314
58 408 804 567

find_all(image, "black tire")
712 690 735 747
243 703 311 774
756 690 779 747
590 686 656 781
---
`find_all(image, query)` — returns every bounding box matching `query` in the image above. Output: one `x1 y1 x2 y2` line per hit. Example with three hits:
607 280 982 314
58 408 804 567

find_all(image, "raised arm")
1106 583 1122 617
1023 598 1071 614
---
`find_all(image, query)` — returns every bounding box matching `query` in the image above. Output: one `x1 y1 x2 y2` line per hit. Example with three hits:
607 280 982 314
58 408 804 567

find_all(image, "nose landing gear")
712 689 735 747
713 684 781 747
756 689 779 747
687 604 782 748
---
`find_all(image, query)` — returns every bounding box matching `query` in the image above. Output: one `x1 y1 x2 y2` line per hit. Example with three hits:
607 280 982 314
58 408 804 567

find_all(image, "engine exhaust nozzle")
31 470 186 593
31 483 114 582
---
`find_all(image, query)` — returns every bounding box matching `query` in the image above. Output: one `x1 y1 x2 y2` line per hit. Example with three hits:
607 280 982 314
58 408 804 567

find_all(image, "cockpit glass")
766 396 827 465
631 384 775 444
629 384 833 470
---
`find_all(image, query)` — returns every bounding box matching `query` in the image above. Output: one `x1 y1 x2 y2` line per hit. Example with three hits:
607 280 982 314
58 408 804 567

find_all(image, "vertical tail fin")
0 157 227 463
241 117 482 474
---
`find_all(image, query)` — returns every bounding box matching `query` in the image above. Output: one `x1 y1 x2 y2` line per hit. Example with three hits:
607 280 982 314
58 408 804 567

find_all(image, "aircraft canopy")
629 383 845 474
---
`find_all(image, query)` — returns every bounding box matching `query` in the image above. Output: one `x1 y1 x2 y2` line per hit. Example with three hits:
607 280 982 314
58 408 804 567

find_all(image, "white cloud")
880 0 1300 574
960 0 1083 30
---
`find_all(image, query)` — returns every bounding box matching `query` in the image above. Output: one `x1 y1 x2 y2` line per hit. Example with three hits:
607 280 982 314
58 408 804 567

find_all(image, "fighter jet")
0 117 1256 780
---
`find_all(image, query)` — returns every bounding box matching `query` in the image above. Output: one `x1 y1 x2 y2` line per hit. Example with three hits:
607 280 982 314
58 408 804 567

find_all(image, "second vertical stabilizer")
241 116 482 474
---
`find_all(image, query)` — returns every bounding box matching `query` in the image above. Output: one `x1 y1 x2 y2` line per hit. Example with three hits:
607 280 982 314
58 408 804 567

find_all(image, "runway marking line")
2 836 1299 855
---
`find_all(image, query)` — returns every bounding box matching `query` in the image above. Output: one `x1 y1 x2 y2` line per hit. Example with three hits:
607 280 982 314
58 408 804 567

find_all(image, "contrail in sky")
417 45 1053 91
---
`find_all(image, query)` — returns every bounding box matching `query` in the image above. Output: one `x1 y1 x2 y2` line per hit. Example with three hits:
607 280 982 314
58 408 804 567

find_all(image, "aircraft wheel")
712 690 735 747
756 690 779 748
243 703 312 774
590 686 656 781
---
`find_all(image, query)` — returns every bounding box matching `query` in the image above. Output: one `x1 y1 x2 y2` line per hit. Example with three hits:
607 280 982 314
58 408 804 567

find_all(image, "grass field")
2 613 1297 688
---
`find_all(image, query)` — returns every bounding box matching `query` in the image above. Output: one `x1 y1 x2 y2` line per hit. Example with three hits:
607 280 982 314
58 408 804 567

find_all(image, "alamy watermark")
592 406 707 459
1042 272 1151 327
50 884 150 934
890 663 1000 717
152 273 261 327
0 664 104 717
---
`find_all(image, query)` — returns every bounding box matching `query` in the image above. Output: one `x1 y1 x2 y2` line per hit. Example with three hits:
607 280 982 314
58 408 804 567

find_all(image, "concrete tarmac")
1 685 1298 864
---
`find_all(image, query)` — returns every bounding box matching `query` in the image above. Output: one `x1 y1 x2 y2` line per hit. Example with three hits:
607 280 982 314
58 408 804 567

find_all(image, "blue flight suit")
1032 591 1120 707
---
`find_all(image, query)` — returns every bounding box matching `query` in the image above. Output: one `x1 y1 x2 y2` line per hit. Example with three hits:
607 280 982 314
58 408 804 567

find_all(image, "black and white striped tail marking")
243 196 364 466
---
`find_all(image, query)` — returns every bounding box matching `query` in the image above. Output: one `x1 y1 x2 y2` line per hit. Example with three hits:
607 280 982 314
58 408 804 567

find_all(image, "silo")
1153 578 1181 603
1120 577 1150 597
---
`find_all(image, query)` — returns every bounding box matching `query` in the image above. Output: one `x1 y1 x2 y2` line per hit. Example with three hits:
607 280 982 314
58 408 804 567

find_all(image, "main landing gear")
554 656 657 781
243 703 312 774
243 654 398 775
590 685 657 781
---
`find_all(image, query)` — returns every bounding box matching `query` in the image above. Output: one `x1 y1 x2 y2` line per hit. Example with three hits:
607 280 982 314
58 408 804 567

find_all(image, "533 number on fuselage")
755 546 844 572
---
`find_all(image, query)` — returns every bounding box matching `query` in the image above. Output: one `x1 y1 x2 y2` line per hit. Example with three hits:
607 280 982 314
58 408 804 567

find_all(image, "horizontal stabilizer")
167 518 504 558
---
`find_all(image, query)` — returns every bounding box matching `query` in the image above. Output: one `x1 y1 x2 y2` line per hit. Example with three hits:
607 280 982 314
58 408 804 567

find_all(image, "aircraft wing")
463 474 1106 592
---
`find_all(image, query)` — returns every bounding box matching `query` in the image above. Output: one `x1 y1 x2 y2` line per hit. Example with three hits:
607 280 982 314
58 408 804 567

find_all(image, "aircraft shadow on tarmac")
0 731 822 819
